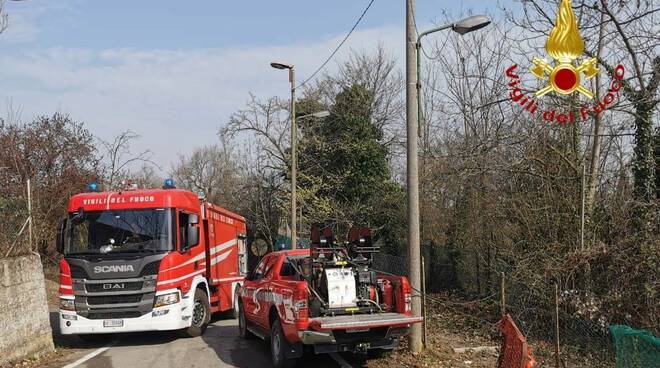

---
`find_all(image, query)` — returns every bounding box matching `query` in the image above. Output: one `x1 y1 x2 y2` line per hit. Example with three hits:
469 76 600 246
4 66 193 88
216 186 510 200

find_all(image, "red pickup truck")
236 243 423 368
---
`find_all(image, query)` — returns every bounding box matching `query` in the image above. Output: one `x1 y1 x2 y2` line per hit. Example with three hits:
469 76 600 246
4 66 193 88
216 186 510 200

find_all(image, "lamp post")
406 5 491 353
271 61 298 249
416 15 491 128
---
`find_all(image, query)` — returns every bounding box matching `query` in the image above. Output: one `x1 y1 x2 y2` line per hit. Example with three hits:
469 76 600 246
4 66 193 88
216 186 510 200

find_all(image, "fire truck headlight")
61 313 77 321
59 298 75 311
154 292 180 308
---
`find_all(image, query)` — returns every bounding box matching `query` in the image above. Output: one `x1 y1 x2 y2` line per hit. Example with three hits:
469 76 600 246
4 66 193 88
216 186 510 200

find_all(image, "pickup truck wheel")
270 319 297 368
238 302 254 339
181 289 210 337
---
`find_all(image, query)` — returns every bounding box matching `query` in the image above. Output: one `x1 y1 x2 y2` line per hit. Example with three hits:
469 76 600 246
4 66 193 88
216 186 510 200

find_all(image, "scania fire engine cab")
56 181 247 338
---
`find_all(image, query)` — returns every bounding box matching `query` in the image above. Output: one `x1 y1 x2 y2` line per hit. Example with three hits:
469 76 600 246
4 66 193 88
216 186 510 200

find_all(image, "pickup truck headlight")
154 292 180 308
59 298 75 311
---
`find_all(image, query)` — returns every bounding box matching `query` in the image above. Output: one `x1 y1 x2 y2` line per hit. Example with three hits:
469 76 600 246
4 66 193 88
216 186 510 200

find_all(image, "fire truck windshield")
65 208 175 255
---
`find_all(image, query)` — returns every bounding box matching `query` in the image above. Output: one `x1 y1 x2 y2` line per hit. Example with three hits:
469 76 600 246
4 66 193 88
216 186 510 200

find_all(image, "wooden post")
27 179 33 253
581 161 586 250
500 272 506 316
421 255 428 348
554 283 561 368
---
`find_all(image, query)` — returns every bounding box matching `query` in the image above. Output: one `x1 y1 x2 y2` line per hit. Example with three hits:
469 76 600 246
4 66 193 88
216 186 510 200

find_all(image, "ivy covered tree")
297 84 405 252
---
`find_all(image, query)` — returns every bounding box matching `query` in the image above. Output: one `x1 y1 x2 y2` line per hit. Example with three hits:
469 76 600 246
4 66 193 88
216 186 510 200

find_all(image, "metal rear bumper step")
310 313 423 330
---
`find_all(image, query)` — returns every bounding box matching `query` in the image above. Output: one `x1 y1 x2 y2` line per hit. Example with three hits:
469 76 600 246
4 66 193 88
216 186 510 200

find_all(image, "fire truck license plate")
103 319 123 327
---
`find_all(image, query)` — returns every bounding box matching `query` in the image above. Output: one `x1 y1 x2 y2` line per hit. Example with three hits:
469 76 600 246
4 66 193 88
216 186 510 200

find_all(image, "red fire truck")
56 180 247 338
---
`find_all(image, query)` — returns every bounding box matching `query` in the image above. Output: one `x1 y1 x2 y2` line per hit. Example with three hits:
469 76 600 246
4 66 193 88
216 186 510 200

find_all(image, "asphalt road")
53 315 361 368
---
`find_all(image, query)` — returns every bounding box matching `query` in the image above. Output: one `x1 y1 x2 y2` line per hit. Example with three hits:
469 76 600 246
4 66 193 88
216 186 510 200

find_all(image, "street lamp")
297 110 330 120
271 61 298 249
416 15 491 126
405 8 490 353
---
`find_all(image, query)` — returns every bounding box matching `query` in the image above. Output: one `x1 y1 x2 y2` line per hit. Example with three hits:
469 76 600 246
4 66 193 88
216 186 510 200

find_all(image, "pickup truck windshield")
65 208 175 255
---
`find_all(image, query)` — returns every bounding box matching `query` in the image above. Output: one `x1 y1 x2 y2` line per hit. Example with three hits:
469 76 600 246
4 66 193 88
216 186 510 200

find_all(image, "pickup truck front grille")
87 294 144 305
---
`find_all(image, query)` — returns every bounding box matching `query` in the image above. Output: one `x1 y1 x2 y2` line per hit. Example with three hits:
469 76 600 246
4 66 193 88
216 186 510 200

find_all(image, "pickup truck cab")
236 249 423 368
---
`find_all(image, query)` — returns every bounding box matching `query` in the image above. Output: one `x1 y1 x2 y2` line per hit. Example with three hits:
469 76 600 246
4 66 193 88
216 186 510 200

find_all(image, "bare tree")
221 95 290 172
0 114 99 258
131 164 163 189
307 46 405 147
100 131 158 190
0 0 7 34
171 143 239 207
508 0 659 230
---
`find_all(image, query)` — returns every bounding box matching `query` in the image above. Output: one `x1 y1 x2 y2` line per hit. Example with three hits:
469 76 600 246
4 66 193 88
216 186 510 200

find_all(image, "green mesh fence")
609 325 660 368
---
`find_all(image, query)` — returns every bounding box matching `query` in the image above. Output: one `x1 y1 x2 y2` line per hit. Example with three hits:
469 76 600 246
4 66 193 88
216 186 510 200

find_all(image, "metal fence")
371 251 639 367
372 252 409 277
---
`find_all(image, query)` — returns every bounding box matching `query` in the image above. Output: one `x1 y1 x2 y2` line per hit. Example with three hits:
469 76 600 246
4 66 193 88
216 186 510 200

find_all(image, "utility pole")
406 7 489 354
406 0 423 354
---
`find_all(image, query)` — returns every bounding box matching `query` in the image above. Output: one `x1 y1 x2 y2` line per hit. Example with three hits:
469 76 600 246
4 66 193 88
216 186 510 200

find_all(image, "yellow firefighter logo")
530 0 600 98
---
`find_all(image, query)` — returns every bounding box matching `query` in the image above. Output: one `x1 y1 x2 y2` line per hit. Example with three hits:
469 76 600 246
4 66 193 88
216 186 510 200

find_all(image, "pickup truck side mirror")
56 217 67 254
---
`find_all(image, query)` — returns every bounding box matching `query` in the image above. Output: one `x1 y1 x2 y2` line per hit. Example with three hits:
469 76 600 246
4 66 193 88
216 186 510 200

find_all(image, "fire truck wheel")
232 288 240 319
270 319 297 368
181 288 210 337
238 302 254 339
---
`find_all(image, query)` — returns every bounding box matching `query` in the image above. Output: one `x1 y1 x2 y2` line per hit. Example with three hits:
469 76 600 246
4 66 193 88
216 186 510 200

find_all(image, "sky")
0 0 500 173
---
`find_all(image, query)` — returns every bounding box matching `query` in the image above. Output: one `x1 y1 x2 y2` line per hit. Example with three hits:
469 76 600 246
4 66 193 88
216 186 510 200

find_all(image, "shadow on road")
200 315 273 367
201 314 366 368
49 309 367 368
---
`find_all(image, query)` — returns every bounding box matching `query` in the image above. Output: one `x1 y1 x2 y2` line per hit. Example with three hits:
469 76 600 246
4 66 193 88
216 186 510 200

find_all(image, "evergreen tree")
298 84 405 252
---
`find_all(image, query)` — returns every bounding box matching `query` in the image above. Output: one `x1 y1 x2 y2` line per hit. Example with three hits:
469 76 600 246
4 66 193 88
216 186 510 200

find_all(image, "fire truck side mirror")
188 214 199 225
186 225 200 249
56 217 67 254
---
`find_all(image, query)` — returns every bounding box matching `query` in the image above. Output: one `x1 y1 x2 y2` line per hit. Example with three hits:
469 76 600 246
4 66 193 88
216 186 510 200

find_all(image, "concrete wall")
0 254 54 365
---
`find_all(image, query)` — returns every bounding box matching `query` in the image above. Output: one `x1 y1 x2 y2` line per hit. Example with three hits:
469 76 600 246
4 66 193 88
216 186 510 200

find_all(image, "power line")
296 0 377 89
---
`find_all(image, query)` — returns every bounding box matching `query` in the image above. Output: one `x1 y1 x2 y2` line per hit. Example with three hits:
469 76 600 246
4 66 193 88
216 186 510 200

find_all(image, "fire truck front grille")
85 281 144 293
87 312 143 320
72 275 158 319
86 294 144 305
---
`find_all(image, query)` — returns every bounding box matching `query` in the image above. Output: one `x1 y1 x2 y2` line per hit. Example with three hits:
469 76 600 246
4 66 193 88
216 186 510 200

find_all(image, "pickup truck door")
242 256 268 320
252 255 279 329
242 254 278 330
